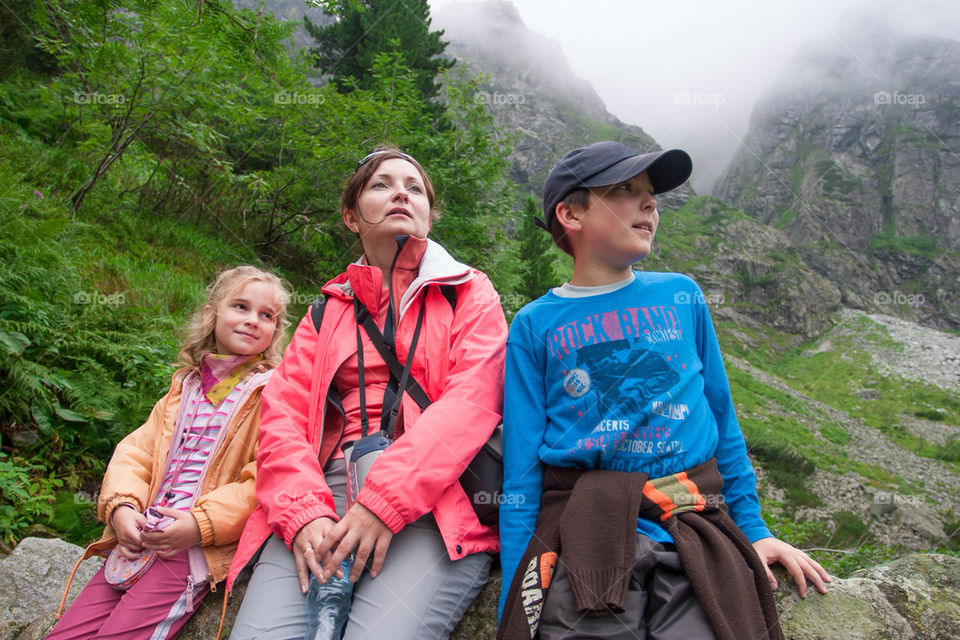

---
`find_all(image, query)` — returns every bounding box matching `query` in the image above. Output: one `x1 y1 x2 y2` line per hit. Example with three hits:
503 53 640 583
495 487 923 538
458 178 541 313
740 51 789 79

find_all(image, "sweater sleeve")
498 312 548 619
256 312 339 548
694 285 772 543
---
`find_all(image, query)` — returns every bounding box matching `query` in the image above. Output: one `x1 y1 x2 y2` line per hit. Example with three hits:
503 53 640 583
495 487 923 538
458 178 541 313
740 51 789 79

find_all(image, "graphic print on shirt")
548 305 691 472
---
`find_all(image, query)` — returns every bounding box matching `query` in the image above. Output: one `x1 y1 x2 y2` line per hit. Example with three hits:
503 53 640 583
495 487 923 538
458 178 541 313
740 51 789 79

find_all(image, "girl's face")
209 280 279 356
344 158 432 241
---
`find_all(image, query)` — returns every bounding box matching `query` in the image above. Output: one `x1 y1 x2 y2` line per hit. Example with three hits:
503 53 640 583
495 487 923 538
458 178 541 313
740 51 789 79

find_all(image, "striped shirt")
155 382 243 509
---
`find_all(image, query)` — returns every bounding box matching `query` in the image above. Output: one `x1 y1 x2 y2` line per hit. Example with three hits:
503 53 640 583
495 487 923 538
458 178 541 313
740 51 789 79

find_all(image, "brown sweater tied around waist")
498 458 783 640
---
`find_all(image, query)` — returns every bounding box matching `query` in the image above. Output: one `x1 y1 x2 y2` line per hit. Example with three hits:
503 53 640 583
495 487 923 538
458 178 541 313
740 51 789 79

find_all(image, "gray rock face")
433 1 693 211
774 554 960 640
716 27 960 330
11 536 960 640
0 537 102 640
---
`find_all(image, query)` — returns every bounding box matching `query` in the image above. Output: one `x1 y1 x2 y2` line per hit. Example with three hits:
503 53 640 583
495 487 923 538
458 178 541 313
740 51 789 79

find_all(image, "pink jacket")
227 237 507 591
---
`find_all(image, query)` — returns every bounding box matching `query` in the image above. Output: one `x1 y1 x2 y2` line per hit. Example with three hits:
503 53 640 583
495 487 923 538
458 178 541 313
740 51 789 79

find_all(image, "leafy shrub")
0 453 62 545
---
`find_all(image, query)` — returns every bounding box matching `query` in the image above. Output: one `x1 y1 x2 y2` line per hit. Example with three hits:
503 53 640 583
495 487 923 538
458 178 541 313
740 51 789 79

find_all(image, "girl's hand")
140 507 202 558
315 503 393 584
116 543 145 561
111 505 146 554
293 517 340 593
752 537 832 598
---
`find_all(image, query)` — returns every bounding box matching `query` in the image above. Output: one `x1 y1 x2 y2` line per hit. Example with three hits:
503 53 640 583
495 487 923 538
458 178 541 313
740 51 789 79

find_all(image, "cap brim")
582 149 692 195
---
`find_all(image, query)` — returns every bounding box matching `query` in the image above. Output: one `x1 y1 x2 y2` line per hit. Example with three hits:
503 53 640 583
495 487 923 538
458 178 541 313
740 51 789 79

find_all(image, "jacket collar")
322 238 475 319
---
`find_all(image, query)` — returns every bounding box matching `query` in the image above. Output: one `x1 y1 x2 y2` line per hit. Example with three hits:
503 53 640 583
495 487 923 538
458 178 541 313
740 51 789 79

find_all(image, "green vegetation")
869 232 945 261
815 158 862 199
307 0 453 110
1 0 518 544
770 320 960 467
511 196 560 318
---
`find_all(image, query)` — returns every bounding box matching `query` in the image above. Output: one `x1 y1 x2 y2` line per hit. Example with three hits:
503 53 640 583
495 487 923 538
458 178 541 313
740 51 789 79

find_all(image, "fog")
430 0 960 193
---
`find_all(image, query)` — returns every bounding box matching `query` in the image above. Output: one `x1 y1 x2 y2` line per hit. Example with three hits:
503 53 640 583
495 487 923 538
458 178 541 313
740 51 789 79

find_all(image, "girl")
227 147 508 639
49 265 289 640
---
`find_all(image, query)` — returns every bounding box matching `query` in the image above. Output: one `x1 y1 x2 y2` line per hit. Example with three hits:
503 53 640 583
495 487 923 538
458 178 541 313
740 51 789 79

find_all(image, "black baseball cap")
538 141 693 231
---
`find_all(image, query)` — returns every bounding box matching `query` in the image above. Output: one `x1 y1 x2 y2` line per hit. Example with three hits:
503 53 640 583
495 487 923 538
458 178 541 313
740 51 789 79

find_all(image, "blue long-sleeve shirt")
498 271 772 615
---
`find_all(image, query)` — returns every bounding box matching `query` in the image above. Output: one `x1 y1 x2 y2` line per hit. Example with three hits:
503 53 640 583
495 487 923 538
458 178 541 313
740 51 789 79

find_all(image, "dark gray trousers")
538 533 716 640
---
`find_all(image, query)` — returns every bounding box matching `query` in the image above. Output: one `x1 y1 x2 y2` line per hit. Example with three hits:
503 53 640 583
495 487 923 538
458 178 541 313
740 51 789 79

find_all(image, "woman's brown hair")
341 146 440 222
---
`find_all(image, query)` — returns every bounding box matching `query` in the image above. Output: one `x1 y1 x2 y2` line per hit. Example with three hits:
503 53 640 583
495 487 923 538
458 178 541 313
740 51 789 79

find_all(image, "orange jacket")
69 367 271 586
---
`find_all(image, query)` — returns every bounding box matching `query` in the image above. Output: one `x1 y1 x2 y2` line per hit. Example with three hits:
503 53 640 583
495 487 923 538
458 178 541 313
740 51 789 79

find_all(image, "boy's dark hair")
549 188 590 257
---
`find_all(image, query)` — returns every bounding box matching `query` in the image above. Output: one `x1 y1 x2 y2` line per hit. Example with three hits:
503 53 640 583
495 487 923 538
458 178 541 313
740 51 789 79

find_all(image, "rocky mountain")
716 21 960 330
432 0 693 210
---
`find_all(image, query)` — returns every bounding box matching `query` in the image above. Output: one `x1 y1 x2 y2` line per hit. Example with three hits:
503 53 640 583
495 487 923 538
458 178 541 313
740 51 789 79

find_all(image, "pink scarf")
200 353 263 406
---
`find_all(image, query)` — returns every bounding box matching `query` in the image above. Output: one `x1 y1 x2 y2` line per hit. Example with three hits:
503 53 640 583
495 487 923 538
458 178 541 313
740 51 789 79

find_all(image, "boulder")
7 537 960 640
0 537 102 640
774 553 960 640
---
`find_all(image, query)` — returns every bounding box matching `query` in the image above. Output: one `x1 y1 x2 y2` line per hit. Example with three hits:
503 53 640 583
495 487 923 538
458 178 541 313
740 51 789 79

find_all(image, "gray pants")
230 460 491 640
538 533 715 640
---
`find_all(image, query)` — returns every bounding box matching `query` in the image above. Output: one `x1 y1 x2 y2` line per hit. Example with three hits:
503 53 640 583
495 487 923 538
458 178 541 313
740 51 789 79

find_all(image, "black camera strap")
354 297 426 440
355 303 432 410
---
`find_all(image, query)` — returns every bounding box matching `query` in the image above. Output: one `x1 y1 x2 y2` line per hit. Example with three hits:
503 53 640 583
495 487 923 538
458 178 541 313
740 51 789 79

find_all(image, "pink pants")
47 550 209 640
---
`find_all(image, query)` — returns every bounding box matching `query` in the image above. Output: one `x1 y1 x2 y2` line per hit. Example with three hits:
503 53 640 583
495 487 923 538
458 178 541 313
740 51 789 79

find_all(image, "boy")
498 142 830 640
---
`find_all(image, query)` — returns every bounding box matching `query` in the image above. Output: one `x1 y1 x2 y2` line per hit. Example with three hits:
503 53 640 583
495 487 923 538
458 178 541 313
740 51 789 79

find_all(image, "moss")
869 232 944 261
778 589 888 638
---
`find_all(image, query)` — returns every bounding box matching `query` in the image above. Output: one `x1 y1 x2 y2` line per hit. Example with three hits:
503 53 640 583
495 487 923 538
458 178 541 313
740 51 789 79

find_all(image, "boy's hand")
111 505 146 554
752 537 832 598
140 507 202 558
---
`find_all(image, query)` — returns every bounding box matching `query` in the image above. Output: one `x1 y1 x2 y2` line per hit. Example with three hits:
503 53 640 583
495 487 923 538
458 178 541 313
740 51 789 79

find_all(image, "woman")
228 148 507 639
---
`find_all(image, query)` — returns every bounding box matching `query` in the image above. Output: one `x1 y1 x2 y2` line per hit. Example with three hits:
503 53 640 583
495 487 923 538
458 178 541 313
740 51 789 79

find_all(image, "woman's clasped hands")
293 504 394 593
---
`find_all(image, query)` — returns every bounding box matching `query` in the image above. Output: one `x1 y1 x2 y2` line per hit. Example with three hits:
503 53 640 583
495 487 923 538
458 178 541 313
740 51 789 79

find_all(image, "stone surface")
773 554 960 640
715 24 960 331
11 535 959 640
432 0 693 213
0 537 102 640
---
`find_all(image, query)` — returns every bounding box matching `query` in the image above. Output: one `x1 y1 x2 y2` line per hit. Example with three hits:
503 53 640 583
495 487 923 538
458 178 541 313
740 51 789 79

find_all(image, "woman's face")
344 158 432 241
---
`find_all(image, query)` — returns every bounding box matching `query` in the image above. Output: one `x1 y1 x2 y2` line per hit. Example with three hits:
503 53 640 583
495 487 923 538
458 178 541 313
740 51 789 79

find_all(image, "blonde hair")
178 265 290 370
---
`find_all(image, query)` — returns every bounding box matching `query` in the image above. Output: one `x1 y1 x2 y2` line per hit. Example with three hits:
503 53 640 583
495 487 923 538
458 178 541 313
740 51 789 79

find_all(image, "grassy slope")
1 106 319 544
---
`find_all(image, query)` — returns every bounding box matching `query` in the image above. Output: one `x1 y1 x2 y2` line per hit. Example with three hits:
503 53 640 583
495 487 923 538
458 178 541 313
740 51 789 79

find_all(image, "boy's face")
571 171 659 267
